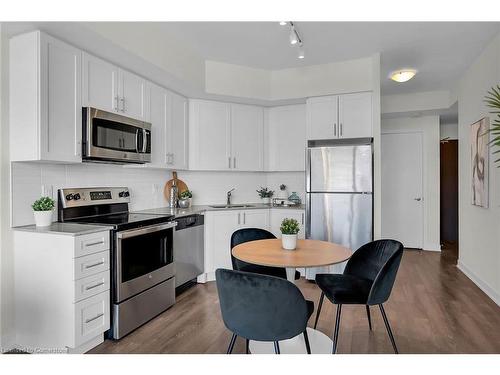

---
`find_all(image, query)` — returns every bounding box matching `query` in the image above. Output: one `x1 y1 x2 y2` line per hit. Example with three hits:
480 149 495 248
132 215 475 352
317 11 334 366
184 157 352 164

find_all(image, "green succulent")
280 218 300 235
32 196 55 212
484 85 500 166
256 187 274 198
179 190 193 199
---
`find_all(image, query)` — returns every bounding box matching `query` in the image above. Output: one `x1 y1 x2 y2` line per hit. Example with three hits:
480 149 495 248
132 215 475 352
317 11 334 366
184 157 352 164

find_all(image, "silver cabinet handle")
238 213 240 225
120 97 125 112
228 157 231 169
85 240 104 247
85 261 105 269
114 96 119 112
334 123 337 137
85 281 105 290
340 123 343 137
301 213 304 225
414 198 422 201
85 313 104 324
243 212 246 224
233 157 236 169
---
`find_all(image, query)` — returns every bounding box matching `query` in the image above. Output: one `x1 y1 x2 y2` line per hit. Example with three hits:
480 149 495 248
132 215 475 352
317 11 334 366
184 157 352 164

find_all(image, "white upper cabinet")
266 104 306 171
168 91 189 170
306 96 338 140
149 84 169 167
83 53 149 122
82 53 119 114
10 31 82 163
230 104 264 171
306 92 372 140
119 69 149 121
338 92 373 138
189 100 264 171
189 100 231 170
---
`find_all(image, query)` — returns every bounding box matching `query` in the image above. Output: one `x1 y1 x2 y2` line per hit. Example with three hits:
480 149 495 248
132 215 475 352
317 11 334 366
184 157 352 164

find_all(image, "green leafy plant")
256 187 274 198
280 184 286 191
484 85 500 166
32 196 55 212
179 190 193 199
280 218 300 235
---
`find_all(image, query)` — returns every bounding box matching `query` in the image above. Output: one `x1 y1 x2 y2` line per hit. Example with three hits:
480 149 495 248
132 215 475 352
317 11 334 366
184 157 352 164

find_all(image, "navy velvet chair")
216 268 314 354
230 228 300 280
313 239 404 354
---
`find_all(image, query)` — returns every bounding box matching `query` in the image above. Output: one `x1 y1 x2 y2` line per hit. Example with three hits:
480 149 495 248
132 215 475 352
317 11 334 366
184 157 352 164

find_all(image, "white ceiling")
155 21 500 95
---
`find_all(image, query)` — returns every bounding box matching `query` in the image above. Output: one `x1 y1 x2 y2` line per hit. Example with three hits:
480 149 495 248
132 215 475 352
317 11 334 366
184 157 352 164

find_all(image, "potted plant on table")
256 187 274 205
178 190 193 208
280 217 300 250
32 196 55 227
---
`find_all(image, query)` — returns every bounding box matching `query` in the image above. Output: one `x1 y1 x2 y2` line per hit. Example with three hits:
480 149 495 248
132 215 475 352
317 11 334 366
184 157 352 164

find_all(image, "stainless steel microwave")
82 107 152 164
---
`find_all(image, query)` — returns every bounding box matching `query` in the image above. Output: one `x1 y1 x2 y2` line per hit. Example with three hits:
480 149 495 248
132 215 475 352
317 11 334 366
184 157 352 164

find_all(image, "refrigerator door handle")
305 148 311 193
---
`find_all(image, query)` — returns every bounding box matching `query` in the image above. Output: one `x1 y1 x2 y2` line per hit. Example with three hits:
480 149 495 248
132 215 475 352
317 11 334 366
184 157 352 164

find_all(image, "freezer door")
306 192 372 278
308 145 372 193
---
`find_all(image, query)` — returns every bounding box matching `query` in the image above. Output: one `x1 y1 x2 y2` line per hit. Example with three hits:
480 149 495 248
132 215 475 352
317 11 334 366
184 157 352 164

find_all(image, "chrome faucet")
227 188 235 205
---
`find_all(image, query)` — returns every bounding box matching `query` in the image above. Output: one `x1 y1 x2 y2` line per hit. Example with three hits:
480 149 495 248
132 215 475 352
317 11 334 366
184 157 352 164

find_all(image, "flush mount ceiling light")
279 21 305 59
389 69 417 83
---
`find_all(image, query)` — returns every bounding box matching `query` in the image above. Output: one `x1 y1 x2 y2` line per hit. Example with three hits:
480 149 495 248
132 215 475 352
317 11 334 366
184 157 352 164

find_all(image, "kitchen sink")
209 204 256 209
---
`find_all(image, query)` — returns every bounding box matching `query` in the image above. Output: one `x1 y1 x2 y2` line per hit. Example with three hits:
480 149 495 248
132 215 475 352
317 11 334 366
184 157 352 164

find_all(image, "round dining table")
232 238 352 354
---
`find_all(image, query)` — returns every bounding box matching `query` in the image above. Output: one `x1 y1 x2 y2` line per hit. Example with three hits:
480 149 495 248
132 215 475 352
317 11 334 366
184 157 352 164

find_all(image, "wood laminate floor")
89 249 500 354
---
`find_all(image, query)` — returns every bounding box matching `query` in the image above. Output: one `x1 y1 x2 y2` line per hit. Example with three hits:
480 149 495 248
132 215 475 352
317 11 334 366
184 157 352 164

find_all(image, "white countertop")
12 222 112 236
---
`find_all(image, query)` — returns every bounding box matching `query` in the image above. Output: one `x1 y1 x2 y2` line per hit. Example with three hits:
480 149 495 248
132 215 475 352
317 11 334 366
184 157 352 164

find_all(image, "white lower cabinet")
14 229 111 353
203 209 271 281
270 208 305 239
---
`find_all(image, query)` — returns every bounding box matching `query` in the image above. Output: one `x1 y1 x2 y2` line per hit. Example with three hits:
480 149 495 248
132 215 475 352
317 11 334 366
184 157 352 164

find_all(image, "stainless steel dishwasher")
174 214 204 291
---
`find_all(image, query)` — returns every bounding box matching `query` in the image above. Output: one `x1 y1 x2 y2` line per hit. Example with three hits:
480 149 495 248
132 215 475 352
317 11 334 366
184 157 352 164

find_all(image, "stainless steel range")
58 187 176 339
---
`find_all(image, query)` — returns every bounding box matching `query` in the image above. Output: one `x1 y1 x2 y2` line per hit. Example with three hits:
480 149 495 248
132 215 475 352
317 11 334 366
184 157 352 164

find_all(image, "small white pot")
261 197 271 205
281 234 298 250
34 210 53 227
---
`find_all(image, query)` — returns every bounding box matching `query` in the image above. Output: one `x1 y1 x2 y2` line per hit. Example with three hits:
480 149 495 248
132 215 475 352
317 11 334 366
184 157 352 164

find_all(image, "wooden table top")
232 239 352 268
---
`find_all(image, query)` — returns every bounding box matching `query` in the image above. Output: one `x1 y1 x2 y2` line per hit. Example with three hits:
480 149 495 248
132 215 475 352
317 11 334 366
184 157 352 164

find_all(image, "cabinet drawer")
74 271 110 302
74 250 109 280
74 291 110 347
75 232 110 257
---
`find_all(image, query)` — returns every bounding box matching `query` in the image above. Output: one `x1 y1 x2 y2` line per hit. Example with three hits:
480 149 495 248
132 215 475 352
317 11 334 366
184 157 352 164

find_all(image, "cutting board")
164 171 188 201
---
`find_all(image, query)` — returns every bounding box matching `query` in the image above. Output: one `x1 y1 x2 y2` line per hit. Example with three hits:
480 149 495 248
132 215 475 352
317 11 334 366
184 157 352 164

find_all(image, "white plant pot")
261 197 271 205
34 210 53 227
281 234 298 250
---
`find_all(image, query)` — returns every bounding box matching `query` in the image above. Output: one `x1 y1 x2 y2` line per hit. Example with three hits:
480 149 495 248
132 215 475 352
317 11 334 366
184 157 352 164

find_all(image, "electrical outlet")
41 185 54 198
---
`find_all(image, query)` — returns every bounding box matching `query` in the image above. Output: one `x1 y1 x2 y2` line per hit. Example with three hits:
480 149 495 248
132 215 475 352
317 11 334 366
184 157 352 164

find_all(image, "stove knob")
119 191 129 198
73 193 81 201
65 194 74 201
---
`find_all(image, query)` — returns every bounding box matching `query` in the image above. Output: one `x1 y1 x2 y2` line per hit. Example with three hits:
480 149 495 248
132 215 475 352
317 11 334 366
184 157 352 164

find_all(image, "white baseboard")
423 243 441 252
457 260 500 306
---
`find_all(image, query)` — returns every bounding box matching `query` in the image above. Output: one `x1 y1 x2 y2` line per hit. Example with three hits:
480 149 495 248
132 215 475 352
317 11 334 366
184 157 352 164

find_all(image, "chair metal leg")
245 338 249 354
274 341 280 354
366 305 372 330
313 292 325 329
379 304 399 354
303 329 311 354
332 304 342 354
227 333 237 354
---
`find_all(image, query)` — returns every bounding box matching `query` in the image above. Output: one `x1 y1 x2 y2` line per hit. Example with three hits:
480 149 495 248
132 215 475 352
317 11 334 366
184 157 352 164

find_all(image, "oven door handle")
135 128 140 154
117 222 177 239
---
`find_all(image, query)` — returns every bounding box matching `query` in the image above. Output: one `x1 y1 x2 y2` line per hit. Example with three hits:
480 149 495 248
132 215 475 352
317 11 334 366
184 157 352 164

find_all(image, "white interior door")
381 132 424 248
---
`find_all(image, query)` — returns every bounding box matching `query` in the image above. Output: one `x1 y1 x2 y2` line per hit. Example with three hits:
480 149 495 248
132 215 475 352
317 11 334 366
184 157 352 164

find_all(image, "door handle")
414 198 422 201
243 212 246 224
340 123 343 137
334 123 337 137
120 97 125 112
114 96 119 112
228 157 231 169
233 157 236 169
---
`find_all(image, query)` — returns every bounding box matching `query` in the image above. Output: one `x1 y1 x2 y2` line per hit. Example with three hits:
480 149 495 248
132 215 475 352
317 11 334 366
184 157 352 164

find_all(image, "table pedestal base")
249 327 332 354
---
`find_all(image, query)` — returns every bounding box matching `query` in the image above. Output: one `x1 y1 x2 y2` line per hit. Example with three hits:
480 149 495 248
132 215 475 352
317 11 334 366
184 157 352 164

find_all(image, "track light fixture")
279 21 305 59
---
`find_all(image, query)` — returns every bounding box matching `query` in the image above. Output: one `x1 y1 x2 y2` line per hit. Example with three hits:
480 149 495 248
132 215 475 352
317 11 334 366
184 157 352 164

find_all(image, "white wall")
456 33 500 305
381 116 441 251
440 123 458 140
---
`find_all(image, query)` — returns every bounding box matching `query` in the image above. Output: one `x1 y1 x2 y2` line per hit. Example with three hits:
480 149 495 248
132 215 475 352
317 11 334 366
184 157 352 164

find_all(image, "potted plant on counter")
32 196 55 227
256 187 274 205
178 190 193 208
280 217 300 250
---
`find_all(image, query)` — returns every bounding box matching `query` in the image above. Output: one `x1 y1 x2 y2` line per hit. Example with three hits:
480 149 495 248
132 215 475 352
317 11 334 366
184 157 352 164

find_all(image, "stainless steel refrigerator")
305 138 373 279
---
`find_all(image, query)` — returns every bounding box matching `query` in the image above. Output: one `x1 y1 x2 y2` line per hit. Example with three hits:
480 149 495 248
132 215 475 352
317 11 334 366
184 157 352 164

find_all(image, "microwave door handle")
135 128 140 154
142 129 147 153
